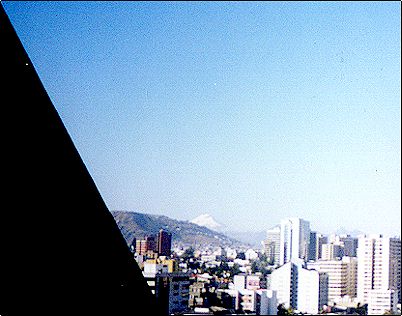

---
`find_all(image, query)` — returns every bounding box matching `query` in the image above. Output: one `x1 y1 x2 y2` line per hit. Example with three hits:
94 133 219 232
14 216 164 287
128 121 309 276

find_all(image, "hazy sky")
4 2 400 235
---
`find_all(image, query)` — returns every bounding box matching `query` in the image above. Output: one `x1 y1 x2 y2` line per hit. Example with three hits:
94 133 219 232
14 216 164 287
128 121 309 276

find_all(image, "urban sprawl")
129 217 401 315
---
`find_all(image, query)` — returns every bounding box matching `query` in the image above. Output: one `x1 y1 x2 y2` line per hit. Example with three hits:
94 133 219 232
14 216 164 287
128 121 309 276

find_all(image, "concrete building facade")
357 235 401 313
268 261 328 314
143 268 190 315
307 257 357 303
321 243 343 261
264 225 281 266
367 289 398 315
279 218 311 265
256 289 278 315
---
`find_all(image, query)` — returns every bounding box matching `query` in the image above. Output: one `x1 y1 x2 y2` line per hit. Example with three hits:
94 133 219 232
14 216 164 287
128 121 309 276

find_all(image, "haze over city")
4 2 400 236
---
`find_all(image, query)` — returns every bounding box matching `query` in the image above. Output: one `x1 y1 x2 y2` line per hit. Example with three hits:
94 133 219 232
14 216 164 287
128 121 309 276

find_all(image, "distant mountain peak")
335 227 365 237
190 214 223 231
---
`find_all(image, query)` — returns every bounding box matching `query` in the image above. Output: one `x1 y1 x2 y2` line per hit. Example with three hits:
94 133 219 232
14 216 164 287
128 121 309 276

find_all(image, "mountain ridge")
111 210 247 249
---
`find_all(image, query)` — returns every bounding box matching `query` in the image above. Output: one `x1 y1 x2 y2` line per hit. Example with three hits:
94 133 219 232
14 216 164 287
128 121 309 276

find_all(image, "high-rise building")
307 256 357 303
316 234 328 260
136 239 146 255
389 237 401 304
136 235 157 255
344 256 358 299
321 243 343 261
157 229 172 256
263 225 281 266
267 262 297 309
268 261 328 314
308 231 317 261
279 218 311 265
319 273 330 309
340 235 358 257
298 266 328 314
357 235 401 310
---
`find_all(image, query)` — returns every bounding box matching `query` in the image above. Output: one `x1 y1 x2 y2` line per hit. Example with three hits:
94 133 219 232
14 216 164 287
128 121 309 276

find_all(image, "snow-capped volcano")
190 214 224 232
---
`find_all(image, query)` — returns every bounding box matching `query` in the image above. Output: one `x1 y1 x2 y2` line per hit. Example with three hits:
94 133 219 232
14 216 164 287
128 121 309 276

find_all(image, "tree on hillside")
182 247 194 259
229 263 241 277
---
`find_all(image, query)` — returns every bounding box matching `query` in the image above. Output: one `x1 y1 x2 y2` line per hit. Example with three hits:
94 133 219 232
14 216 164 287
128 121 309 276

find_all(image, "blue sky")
4 1 400 235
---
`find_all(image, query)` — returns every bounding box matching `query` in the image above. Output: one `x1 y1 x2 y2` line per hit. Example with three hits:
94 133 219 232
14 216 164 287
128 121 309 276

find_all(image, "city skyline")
4 2 400 235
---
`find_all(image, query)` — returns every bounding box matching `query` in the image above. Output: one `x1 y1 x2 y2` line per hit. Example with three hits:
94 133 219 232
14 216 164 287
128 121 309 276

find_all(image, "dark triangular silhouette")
0 4 162 315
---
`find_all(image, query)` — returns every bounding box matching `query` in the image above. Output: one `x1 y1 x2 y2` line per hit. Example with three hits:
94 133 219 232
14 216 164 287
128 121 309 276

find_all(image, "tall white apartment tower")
357 235 401 310
279 218 311 265
264 225 281 266
268 261 328 314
